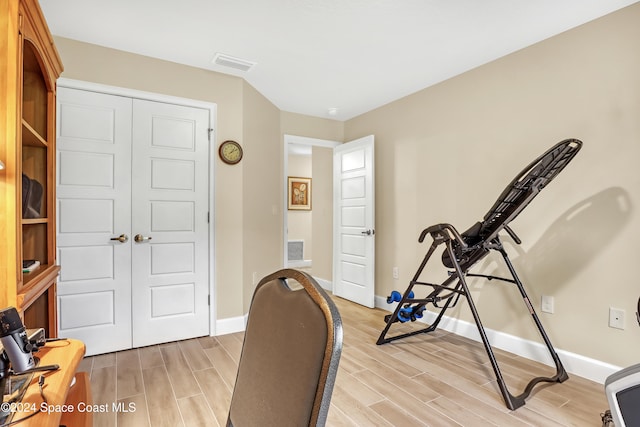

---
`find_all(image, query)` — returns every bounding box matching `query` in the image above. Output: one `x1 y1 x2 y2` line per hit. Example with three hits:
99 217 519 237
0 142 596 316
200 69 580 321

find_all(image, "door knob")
361 229 375 236
110 234 129 243
134 234 152 243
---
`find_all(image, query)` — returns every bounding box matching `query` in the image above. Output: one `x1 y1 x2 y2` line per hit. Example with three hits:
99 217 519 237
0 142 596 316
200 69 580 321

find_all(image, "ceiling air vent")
212 53 256 72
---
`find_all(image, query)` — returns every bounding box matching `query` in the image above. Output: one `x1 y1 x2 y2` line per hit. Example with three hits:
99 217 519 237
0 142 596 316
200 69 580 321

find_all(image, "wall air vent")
211 52 256 72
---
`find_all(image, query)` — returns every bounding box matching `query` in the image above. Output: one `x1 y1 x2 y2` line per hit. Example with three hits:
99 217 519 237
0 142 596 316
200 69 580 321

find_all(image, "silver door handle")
134 234 152 243
361 229 375 236
110 234 129 243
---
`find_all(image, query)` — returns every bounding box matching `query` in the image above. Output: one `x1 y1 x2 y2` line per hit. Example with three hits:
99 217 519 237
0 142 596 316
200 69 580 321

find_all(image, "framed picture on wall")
288 177 312 210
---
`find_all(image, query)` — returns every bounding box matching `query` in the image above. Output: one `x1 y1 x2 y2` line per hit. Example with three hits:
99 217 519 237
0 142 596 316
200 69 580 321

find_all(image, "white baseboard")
374 295 621 384
314 277 333 291
287 259 312 268
215 314 247 336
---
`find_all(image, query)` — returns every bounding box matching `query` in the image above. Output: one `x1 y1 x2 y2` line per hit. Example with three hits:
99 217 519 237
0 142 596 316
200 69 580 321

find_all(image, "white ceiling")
40 0 638 121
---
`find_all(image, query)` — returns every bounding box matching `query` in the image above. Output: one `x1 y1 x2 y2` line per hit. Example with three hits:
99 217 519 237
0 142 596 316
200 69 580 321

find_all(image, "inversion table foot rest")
377 138 582 410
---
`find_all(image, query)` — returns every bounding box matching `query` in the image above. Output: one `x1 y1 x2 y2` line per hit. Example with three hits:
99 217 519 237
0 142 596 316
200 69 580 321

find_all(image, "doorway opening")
283 135 339 289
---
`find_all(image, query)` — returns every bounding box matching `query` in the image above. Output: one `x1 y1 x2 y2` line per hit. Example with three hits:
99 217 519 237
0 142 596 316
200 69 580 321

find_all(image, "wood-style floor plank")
178 339 214 372
78 294 609 426
116 394 150 427
160 344 202 400
90 365 117 427
214 333 244 362
141 365 183 426
193 368 232 426
177 394 218 427
116 349 144 399
202 344 239 388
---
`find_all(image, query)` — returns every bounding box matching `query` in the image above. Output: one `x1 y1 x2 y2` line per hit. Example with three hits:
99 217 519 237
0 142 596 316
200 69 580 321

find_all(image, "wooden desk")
4 338 92 427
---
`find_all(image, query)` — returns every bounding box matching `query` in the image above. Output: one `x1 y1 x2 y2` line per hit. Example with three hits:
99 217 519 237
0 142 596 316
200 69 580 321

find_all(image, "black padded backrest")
227 269 342 427
442 139 582 270
479 139 582 241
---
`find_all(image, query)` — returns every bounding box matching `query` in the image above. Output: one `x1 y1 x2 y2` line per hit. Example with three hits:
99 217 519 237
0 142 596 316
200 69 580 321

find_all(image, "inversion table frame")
377 139 582 410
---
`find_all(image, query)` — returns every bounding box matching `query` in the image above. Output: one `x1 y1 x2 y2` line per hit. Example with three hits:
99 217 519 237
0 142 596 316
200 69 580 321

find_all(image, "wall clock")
219 140 243 165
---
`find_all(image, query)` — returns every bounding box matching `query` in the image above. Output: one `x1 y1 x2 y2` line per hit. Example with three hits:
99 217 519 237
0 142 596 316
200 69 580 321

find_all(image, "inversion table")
377 138 582 410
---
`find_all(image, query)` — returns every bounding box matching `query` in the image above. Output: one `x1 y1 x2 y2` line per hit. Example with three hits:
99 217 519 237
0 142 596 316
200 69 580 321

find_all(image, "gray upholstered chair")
227 269 343 427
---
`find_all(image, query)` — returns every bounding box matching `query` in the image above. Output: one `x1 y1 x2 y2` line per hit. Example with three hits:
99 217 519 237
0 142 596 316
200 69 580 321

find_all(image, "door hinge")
207 128 214 142
208 295 211 306
207 212 210 223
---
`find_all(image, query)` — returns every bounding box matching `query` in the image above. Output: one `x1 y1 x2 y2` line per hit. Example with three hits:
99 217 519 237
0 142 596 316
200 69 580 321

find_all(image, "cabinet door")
56 87 133 355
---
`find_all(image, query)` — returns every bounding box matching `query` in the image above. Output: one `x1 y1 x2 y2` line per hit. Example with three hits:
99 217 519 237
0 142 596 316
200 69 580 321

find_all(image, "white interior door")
131 99 210 347
56 87 133 355
57 85 211 355
333 135 375 307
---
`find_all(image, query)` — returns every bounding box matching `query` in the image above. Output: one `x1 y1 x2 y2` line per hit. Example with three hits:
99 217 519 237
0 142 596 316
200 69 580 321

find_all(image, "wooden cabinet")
0 0 63 336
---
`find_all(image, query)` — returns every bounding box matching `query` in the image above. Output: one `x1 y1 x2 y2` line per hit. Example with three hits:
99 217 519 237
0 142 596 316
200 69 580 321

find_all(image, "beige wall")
345 3 640 367
280 111 344 142
241 82 282 312
311 146 334 280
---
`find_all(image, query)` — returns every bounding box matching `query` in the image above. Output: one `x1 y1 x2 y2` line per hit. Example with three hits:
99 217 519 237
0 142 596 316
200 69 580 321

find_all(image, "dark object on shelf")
22 260 40 273
22 173 43 219
377 139 582 410
22 260 37 269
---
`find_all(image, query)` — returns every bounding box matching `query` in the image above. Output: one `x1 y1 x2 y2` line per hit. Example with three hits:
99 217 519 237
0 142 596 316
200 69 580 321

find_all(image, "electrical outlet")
609 307 625 330
392 267 399 279
541 295 554 314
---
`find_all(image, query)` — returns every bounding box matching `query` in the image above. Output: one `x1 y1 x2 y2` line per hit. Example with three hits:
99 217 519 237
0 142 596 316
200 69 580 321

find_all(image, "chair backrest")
227 269 343 427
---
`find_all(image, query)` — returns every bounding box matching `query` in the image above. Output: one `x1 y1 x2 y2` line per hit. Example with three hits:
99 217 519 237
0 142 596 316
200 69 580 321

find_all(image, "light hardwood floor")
78 296 609 426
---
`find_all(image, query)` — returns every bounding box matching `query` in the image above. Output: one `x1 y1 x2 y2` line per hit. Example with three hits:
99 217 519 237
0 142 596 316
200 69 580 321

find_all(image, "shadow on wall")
465 187 632 331
510 186 632 292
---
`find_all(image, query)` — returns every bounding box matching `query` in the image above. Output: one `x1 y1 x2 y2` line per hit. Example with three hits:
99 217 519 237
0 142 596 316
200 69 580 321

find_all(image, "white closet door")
57 86 212 355
130 99 210 347
56 87 133 355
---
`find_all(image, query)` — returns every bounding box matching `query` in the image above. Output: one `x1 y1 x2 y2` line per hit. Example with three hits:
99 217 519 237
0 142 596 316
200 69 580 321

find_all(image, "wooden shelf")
21 263 58 291
0 0 63 337
22 119 48 147
22 217 48 225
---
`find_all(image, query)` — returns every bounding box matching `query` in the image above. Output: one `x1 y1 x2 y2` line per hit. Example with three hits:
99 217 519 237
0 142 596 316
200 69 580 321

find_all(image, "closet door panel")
56 87 133 356
130 99 210 348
